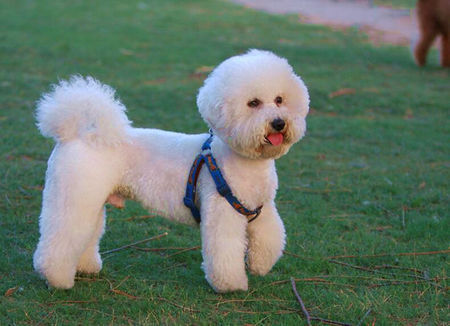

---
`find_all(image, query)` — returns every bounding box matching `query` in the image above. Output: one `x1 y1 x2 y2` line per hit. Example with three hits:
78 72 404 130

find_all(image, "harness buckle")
247 205 263 222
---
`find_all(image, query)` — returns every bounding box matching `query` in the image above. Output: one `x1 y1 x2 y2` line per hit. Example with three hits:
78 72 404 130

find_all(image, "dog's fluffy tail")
36 76 131 146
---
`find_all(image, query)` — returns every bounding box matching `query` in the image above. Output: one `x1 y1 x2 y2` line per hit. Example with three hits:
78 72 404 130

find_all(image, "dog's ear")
196 75 224 130
292 74 310 118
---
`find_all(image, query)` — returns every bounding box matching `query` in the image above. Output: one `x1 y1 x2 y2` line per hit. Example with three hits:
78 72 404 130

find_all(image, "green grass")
1 0 448 324
374 0 416 9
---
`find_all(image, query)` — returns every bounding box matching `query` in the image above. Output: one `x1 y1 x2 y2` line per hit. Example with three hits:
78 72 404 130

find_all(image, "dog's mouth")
264 133 284 146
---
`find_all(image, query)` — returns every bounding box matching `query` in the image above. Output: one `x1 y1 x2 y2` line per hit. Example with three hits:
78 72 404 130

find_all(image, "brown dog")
414 0 450 67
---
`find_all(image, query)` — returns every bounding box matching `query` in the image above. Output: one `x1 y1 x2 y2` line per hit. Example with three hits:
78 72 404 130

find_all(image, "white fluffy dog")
33 50 309 293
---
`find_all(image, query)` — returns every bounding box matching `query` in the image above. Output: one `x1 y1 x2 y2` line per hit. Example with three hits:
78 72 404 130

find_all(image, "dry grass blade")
356 308 372 326
328 249 450 259
113 275 130 290
4 286 19 297
45 299 98 306
159 262 187 271
125 214 157 221
328 260 433 281
372 264 423 274
229 309 298 315
130 246 195 252
328 260 375 273
164 246 200 258
216 297 289 307
283 250 310 259
310 317 352 326
156 297 200 313
100 232 168 255
291 186 352 193
328 260 445 289
249 277 354 296
368 279 445 288
290 277 312 326
270 277 347 286
110 289 139 300
290 277 352 326
328 88 356 98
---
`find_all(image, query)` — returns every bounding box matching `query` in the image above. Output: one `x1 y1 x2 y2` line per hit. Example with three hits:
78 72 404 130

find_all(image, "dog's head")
197 49 309 159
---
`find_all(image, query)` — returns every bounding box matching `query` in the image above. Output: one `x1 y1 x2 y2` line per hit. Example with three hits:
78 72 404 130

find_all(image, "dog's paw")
42 267 76 289
203 262 248 293
248 261 272 276
77 252 102 274
208 276 248 293
34 251 76 289
247 250 278 276
45 278 74 290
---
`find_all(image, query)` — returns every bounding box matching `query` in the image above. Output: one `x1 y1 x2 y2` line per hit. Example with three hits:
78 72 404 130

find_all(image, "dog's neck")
211 136 276 171
207 135 278 207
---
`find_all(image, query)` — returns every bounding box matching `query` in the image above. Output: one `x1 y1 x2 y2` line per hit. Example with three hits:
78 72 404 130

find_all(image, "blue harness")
183 134 262 224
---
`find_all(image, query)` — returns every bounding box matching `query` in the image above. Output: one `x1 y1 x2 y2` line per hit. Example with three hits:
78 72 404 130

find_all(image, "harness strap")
183 135 262 223
183 154 204 223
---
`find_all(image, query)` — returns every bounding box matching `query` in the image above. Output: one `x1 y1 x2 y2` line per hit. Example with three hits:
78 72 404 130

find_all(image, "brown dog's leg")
436 0 450 66
414 0 439 66
415 30 438 66
441 34 450 67
415 28 438 66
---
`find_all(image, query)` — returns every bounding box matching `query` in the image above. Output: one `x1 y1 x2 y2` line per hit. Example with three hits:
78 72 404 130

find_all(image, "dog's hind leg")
76 208 106 274
33 193 107 289
33 142 121 288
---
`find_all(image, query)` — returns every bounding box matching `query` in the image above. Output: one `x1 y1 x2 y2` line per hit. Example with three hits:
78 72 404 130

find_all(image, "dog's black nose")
271 118 285 131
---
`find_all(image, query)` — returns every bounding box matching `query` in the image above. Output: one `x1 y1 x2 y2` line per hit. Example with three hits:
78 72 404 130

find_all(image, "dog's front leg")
247 202 285 276
200 196 249 293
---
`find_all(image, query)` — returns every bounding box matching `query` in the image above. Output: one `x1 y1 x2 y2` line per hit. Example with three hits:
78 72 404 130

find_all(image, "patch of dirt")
230 0 420 46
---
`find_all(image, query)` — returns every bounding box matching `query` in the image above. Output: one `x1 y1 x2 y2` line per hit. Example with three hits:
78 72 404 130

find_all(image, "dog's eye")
247 99 261 108
275 96 283 106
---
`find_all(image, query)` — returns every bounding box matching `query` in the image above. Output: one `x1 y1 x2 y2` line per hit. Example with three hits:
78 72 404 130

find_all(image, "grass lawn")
1 0 448 324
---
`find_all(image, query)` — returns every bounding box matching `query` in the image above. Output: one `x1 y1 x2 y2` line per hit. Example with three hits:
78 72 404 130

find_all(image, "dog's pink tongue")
267 133 284 146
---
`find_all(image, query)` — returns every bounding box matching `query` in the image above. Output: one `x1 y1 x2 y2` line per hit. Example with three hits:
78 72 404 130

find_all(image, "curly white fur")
36 76 131 146
33 50 309 292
